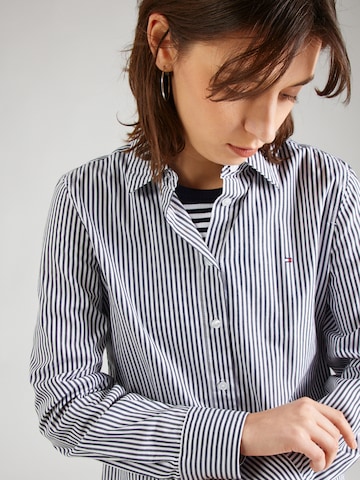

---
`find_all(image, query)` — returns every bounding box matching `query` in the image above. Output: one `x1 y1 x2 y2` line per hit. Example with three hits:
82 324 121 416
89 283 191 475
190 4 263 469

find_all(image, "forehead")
281 39 321 84
177 34 321 92
182 33 321 65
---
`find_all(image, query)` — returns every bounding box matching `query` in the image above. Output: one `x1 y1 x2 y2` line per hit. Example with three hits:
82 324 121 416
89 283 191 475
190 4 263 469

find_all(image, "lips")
228 144 259 158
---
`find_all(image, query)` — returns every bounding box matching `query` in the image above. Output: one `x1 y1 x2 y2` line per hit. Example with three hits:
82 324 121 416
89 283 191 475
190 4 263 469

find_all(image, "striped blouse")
30 140 360 480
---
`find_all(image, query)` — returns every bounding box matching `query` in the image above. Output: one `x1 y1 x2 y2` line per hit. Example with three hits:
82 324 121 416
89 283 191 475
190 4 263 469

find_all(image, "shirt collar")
221 151 280 189
246 151 281 189
125 148 280 192
125 149 153 193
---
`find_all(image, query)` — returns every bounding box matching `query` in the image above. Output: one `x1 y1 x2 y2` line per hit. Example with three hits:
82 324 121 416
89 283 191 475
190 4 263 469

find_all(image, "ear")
147 13 177 71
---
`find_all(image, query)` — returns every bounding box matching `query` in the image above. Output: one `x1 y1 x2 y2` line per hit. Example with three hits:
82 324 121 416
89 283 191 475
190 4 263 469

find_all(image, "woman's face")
169 36 321 187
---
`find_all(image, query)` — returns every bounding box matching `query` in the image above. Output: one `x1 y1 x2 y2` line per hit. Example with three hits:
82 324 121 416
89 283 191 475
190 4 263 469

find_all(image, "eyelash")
281 93 299 104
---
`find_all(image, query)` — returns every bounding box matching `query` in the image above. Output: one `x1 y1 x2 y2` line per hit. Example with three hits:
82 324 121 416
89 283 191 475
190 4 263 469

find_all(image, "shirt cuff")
179 406 248 479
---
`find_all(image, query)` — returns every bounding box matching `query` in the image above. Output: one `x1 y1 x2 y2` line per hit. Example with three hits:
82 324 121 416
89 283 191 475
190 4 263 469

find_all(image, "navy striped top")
175 185 222 239
30 140 360 479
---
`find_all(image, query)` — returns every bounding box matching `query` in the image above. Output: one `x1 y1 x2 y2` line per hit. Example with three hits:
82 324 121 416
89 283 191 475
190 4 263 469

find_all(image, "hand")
240 397 357 472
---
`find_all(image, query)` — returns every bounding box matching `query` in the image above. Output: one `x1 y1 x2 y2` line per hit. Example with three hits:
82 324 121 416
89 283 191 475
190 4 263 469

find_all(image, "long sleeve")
287 165 360 479
30 177 247 480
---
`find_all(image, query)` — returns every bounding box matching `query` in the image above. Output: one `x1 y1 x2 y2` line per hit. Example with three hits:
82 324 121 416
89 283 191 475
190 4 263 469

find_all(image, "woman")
30 1 359 479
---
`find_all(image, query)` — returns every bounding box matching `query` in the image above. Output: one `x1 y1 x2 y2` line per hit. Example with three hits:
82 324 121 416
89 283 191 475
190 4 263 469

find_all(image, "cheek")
173 86 214 136
172 63 226 125
179 100 232 144
276 103 295 130
173 80 235 138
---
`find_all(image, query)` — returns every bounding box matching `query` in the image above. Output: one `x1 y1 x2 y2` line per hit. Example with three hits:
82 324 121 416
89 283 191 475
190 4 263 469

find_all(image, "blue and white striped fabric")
30 139 360 479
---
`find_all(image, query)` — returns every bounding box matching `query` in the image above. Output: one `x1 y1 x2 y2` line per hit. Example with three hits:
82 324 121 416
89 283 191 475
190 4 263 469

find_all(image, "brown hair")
126 0 351 180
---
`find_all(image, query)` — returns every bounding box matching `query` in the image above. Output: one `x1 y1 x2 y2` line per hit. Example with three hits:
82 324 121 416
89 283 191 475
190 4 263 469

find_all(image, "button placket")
201 181 240 399
202 261 231 397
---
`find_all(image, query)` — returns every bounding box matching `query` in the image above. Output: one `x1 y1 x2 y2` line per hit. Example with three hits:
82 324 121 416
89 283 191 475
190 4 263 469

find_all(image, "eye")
280 93 299 104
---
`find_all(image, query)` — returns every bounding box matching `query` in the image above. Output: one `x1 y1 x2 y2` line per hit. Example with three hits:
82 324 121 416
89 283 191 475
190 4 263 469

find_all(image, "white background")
0 0 359 479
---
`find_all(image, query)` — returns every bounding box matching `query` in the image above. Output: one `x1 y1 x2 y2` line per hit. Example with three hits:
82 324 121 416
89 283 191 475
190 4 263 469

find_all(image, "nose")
243 95 278 145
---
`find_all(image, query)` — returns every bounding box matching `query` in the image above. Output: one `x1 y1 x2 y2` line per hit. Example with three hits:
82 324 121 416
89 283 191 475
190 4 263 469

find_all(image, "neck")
172 152 223 189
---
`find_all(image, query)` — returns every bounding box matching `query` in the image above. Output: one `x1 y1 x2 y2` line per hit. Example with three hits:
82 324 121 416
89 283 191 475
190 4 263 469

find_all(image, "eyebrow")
289 75 315 88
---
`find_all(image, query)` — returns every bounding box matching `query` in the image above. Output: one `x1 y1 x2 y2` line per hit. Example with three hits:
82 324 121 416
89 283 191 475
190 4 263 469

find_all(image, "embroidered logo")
284 257 293 264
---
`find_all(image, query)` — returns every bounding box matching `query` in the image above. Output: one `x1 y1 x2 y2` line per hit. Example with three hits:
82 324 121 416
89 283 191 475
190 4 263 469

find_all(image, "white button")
221 198 232 207
210 319 222 329
217 381 228 391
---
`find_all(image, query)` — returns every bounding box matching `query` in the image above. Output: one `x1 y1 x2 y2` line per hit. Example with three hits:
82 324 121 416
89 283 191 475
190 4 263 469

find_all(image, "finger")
318 404 357 449
299 437 326 472
311 428 340 470
316 414 341 442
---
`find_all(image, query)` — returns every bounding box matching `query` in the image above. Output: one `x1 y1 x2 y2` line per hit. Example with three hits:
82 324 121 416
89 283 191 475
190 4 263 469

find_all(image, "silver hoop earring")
160 71 171 101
